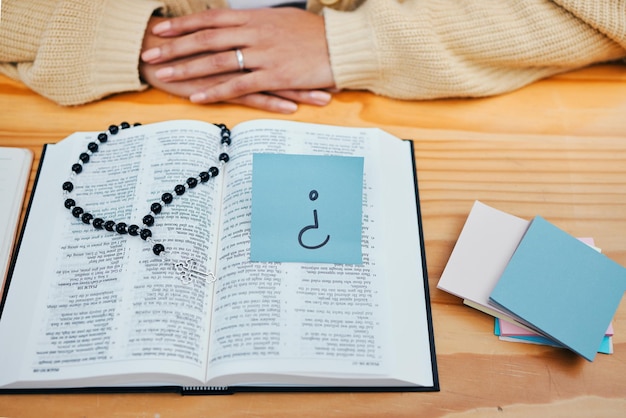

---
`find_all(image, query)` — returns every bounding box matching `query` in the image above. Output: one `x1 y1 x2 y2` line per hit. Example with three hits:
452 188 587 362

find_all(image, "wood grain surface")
1 63 625 417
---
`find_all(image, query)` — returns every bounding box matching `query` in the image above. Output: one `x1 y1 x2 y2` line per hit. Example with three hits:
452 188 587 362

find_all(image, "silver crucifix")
173 259 216 285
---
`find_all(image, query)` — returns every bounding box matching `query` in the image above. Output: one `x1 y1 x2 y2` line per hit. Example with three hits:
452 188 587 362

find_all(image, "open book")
0 119 438 393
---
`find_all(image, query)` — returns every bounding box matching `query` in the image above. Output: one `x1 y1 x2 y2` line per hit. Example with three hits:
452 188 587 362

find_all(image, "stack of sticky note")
494 317 614 354
437 201 626 361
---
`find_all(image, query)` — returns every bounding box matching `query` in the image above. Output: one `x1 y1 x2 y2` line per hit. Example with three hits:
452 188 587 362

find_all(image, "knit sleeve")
0 0 224 106
323 0 626 100
0 1 162 105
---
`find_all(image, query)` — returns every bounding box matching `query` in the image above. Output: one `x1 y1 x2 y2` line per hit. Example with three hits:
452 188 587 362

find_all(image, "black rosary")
61 122 231 282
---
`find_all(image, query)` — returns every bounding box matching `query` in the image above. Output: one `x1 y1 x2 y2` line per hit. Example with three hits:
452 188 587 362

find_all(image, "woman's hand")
140 8 336 106
140 15 332 113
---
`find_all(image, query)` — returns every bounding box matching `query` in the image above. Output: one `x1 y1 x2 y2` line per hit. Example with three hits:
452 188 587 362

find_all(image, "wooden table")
1 64 625 417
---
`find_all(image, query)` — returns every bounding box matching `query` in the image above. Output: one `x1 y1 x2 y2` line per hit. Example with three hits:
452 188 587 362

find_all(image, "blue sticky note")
489 216 626 361
250 153 364 264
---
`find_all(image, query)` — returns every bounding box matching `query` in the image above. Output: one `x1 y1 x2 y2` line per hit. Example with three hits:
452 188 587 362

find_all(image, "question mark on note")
298 190 330 250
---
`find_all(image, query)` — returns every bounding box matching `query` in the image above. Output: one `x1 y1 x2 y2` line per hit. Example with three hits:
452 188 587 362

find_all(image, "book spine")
181 386 232 395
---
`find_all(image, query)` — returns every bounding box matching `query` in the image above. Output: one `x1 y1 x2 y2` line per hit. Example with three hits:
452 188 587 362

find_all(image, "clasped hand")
139 7 336 113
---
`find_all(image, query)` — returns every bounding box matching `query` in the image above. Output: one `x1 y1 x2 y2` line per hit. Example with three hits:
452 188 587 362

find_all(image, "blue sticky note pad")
250 154 364 264
489 216 626 361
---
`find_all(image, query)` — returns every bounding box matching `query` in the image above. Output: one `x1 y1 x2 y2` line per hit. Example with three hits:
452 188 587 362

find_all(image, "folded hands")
139 7 336 113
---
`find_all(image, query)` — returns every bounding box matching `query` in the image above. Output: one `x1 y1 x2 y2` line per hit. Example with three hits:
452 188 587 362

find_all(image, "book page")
207 120 433 387
0 121 224 388
0 147 32 293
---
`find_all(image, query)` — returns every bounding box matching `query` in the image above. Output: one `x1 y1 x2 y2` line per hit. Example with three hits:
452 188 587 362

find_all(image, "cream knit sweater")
1 0 624 105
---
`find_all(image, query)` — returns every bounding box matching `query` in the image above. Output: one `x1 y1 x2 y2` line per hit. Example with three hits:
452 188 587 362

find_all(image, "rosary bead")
133 122 142 127
71 206 84 218
186 177 198 188
64 198 76 209
161 192 173 204
143 214 155 226
128 224 140 236
152 243 165 255
62 181 74 192
71 163 83 174
97 132 108 143
87 142 99 152
120 121 131 129
92 218 104 229
174 184 186 196
215 123 226 129
140 228 152 240
151 202 162 214
115 222 128 234
219 153 230 163
108 124 119 135
220 129 231 145
81 213 93 224
199 171 210 183
79 153 90 163
104 220 116 231
209 166 219 177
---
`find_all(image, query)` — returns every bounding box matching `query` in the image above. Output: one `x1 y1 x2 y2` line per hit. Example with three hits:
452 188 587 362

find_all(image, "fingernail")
190 92 207 103
152 20 172 34
309 90 332 105
155 67 174 79
278 101 299 113
141 48 161 62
